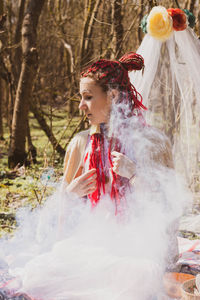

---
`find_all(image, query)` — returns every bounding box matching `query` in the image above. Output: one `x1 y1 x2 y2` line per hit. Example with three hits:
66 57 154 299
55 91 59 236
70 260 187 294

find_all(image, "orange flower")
167 8 187 31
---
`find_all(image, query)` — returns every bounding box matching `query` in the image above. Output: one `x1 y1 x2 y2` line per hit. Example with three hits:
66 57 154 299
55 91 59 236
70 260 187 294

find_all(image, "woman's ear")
108 89 119 103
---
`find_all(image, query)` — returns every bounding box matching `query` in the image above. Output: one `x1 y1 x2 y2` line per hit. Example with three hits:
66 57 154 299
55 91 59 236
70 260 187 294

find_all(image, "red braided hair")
81 52 146 111
82 52 145 212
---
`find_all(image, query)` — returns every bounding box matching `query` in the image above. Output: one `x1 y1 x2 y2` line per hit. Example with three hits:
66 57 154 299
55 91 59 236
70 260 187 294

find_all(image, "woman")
4 53 180 300
63 52 173 212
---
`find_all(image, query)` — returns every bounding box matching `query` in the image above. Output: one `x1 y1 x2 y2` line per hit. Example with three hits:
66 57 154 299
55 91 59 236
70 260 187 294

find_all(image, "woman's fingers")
112 165 119 173
111 151 122 157
86 185 97 194
112 157 120 163
111 151 123 175
112 158 121 171
77 169 96 185
66 169 97 197
85 173 97 184
80 180 96 195
79 173 97 189
86 180 96 188
111 151 123 167
80 168 96 180
84 172 97 194
111 151 136 179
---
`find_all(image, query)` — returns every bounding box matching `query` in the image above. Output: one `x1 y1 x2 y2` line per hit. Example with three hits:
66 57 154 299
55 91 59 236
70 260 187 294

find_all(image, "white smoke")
0 86 192 300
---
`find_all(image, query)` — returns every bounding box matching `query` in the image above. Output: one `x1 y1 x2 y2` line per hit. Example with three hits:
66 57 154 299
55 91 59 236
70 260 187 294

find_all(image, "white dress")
4 124 186 300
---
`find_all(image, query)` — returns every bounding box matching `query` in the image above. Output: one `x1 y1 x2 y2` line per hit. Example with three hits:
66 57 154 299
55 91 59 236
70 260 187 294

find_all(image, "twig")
174 0 180 8
64 115 86 150
0 213 15 221
33 189 41 204
39 184 47 205
0 225 16 230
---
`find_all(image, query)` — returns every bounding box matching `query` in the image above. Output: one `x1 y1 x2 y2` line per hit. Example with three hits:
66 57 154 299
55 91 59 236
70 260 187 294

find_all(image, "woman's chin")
88 119 108 126
88 119 97 125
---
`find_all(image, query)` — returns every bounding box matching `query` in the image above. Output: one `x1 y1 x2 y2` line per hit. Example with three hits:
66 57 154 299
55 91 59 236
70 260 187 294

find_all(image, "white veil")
130 26 200 193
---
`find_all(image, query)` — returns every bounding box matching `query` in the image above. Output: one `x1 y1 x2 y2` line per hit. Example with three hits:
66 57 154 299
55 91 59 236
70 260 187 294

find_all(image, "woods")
0 1 200 294
8 0 46 168
0 0 200 171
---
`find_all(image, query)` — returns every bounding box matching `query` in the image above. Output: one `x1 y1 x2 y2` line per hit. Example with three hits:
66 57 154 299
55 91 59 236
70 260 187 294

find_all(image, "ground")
0 108 80 236
0 108 199 240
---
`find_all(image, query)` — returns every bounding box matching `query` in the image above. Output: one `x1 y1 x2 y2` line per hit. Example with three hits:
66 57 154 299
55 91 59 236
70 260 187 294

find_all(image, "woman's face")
79 77 111 125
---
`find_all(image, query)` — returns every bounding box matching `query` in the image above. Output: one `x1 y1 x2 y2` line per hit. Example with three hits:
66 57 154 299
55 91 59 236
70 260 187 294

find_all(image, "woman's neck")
90 123 109 135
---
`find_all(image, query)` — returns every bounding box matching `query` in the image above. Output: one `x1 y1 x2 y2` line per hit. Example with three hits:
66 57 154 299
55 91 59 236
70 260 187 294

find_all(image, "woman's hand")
66 168 97 198
111 151 136 179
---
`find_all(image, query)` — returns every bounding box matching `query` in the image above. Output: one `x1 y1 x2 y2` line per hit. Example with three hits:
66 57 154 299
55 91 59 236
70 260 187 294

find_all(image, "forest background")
0 0 199 234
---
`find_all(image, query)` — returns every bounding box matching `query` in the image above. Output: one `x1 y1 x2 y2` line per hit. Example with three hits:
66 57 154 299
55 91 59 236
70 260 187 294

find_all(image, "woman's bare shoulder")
64 129 90 179
69 129 90 146
75 129 90 138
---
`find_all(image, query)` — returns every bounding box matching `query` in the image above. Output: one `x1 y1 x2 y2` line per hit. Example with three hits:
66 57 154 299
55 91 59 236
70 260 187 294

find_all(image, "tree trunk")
137 0 144 44
26 119 37 164
80 0 101 68
0 1 4 139
13 0 26 82
8 0 45 168
0 10 16 133
148 0 156 10
111 0 124 59
103 1 112 59
0 79 3 139
30 99 65 157
189 0 196 12
0 0 3 15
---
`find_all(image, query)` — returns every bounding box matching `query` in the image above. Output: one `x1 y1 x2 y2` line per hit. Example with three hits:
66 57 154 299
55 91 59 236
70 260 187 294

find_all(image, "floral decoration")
183 9 196 28
141 14 148 33
141 6 196 41
167 8 187 31
146 6 173 41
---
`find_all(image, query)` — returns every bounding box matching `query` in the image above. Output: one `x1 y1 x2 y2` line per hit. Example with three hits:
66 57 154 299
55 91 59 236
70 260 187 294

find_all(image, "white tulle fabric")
10 187 174 300
18 198 164 300
3 122 190 300
130 28 200 189
5 152 189 300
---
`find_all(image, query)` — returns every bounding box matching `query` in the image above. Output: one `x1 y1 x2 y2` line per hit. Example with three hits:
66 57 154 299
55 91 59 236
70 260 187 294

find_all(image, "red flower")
167 8 187 31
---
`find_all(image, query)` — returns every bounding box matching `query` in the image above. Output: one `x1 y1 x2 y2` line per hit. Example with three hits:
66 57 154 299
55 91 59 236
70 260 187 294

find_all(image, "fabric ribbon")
84 127 129 213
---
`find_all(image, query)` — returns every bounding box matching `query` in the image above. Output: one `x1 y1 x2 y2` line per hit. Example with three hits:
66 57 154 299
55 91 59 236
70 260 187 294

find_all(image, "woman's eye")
85 95 92 100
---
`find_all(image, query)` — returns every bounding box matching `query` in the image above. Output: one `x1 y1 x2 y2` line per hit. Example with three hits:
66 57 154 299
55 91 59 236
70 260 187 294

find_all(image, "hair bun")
119 52 144 71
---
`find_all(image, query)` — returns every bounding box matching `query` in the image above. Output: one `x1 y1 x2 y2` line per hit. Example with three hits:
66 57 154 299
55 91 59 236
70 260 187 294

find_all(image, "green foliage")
0 108 81 235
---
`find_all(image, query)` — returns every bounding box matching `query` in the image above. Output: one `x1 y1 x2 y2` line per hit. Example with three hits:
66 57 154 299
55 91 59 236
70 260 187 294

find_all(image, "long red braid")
82 52 146 212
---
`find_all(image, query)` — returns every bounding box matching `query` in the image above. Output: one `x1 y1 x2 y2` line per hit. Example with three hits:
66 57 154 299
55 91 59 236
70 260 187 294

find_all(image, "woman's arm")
66 168 97 197
110 129 174 185
64 137 84 184
63 130 97 197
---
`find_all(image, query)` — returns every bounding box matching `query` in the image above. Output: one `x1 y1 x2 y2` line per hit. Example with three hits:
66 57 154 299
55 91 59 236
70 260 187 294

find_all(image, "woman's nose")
79 99 87 110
